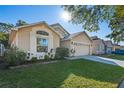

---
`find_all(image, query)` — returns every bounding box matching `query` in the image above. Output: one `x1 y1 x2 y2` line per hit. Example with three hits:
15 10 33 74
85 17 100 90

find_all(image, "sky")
0 5 123 45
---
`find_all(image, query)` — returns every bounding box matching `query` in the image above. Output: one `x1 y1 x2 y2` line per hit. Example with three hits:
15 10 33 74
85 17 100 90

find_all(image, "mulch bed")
9 60 59 69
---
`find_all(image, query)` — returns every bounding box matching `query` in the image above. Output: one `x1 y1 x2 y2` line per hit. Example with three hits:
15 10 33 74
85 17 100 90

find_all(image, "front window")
37 38 48 52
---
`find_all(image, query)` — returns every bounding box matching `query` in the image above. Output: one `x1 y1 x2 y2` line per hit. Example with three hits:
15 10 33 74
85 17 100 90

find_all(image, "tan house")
120 46 124 50
112 44 121 51
61 31 92 56
91 36 105 55
9 21 92 59
104 40 113 54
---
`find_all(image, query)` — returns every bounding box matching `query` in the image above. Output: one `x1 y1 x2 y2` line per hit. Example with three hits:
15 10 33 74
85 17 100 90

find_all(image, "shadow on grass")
0 59 124 88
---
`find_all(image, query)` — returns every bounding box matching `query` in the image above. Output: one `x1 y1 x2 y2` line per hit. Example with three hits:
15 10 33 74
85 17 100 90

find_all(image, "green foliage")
55 47 69 59
0 22 14 33
16 20 28 26
0 32 9 47
63 5 124 43
100 54 124 61
107 6 124 44
44 55 50 61
0 20 28 47
0 20 28 33
31 57 38 62
63 5 114 32
4 47 26 66
48 51 55 60
50 54 54 59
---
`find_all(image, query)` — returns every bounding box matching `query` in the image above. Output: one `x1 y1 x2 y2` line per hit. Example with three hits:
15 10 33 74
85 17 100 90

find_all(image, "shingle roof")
50 23 70 35
62 31 92 42
10 21 60 37
104 41 112 45
63 32 82 40
91 36 99 40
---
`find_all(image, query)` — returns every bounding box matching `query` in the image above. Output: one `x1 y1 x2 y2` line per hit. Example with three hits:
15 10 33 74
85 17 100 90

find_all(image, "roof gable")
50 23 70 38
11 21 60 37
92 39 105 46
62 31 92 42
104 40 113 47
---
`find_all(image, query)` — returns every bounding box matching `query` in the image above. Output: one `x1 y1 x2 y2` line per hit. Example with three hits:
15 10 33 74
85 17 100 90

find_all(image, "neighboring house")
61 31 92 56
9 21 92 59
112 44 121 51
104 40 113 54
91 36 105 55
120 46 124 50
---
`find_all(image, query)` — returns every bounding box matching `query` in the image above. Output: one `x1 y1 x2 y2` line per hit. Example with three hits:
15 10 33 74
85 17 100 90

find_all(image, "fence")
0 43 5 56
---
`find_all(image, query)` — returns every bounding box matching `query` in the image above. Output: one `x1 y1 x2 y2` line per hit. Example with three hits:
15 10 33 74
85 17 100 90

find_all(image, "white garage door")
74 44 90 56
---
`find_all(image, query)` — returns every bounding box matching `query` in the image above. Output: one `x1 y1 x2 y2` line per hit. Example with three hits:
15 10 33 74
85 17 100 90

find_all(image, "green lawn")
100 54 124 60
0 59 124 88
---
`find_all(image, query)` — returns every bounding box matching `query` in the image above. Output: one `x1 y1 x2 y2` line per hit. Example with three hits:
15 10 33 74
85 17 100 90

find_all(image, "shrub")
50 54 54 60
55 47 69 59
4 47 26 66
31 57 37 62
44 54 50 61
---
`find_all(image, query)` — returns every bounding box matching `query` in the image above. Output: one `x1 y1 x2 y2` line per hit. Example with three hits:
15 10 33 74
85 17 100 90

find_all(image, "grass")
100 54 124 60
0 59 124 88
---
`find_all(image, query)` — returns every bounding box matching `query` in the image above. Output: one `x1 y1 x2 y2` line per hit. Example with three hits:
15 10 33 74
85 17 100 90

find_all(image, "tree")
16 20 28 26
0 23 14 33
107 6 124 44
63 5 124 43
0 32 9 47
0 20 28 47
0 20 28 33
0 23 13 47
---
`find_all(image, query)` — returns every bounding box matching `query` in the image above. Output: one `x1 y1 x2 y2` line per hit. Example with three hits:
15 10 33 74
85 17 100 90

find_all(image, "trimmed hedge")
4 47 26 66
55 47 69 59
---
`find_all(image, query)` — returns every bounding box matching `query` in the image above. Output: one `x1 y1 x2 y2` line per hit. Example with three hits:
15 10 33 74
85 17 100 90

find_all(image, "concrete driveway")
67 55 124 67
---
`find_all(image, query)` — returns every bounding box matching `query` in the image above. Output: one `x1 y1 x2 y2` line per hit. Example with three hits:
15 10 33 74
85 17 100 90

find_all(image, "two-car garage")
74 44 90 56
61 31 92 56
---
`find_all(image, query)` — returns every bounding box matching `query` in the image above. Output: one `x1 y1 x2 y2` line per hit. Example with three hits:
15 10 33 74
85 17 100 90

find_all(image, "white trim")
28 28 55 59
36 36 49 52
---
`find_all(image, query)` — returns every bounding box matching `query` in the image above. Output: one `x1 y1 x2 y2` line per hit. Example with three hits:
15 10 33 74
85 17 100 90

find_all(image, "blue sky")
0 5 123 45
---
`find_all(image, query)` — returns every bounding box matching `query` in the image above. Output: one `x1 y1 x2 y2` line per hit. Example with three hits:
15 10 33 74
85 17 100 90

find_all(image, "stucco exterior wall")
92 40 105 54
61 33 92 56
9 30 17 46
61 40 71 49
71 33 92 55
18 27 31 51
52 30 60 50
31 24 60 51
11 24 60 53
72 33 91 44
